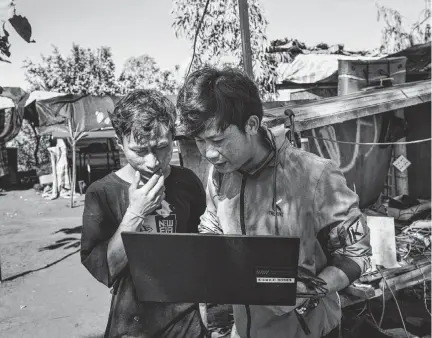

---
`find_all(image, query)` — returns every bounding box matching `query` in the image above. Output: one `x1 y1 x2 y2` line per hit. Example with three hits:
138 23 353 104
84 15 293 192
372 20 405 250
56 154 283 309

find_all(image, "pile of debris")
266 38 383 63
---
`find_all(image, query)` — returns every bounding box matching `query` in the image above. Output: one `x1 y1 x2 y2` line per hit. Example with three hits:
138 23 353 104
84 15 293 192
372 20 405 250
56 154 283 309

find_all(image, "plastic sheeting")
25 94 123 135
276 54 383 84
0 87 29 143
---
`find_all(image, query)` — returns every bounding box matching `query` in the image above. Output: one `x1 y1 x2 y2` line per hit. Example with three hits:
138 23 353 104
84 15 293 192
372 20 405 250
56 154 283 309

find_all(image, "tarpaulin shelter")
25 93 123 135
258 41 431 207
24 93 123 206
275 54 384 86
0 87 29 143
26 93 177 137
0 87 30 182
266 39 385 88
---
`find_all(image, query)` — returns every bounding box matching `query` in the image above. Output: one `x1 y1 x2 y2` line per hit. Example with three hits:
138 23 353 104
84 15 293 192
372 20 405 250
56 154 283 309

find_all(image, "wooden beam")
262 80 431 131
378 263 431 290
276 82 338 90
340 263 431 308
52 129 116 139
359 256 431 283
238 0 253 78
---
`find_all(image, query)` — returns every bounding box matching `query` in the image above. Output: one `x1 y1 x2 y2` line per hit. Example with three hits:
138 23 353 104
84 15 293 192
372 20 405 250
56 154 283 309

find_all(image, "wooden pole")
238 0 253 78
67 119 76 208
394 109 409 196
70 141 76 208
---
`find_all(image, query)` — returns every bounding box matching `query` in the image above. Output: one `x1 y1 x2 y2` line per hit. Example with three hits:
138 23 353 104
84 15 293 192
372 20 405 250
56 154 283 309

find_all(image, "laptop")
121 232 300 305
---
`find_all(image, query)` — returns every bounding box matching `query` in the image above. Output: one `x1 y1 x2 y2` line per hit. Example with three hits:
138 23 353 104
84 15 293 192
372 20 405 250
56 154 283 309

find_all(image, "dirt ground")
0 187 430 338
0 188 110 338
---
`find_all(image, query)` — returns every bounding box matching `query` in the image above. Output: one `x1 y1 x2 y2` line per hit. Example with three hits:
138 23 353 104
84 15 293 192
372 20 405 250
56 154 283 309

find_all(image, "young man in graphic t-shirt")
81 89 207 338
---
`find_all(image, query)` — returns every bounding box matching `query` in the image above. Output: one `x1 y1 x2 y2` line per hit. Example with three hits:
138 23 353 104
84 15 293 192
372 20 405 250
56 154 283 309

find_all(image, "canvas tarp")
0 87 30 143
25 94 123 135
26 93 178 139
275 42 431 85
276 54 384 84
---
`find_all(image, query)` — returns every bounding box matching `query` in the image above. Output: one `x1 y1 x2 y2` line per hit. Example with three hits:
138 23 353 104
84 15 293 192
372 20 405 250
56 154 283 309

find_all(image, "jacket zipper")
240 176 251 338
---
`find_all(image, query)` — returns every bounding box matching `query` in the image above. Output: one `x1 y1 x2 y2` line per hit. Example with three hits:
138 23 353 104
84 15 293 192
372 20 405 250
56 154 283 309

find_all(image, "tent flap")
31 94 123 135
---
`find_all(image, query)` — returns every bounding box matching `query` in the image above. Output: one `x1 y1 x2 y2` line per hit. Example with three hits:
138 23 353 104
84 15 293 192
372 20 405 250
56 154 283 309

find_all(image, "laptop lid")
121 232 300 306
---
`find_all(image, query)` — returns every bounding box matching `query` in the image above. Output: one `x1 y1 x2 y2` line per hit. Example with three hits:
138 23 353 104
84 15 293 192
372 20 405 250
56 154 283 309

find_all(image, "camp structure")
176 42 431 209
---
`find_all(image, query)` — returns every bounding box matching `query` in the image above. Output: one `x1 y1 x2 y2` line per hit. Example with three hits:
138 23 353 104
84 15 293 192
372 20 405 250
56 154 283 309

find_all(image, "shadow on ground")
39 226 82 252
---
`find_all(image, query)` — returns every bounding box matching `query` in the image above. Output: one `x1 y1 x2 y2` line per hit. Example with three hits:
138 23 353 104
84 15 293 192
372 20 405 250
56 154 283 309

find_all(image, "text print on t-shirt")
138 200 177 234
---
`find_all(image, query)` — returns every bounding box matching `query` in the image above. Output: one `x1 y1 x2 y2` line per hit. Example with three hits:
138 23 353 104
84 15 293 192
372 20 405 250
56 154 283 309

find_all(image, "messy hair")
109 89 176 143
176 66 263 137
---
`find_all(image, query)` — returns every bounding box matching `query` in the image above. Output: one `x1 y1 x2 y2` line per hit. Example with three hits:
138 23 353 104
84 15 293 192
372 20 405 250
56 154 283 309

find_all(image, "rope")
305 136 432 146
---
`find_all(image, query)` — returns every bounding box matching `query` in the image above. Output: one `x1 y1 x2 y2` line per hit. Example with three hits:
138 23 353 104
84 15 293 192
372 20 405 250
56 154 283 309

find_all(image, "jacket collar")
237 124 289 177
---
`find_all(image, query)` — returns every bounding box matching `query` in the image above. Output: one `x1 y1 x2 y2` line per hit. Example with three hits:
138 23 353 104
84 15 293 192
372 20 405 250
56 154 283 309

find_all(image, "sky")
0 0 428 89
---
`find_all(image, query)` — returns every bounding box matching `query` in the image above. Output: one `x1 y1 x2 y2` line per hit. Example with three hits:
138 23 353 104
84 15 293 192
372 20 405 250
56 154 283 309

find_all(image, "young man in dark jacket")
81 89 207 337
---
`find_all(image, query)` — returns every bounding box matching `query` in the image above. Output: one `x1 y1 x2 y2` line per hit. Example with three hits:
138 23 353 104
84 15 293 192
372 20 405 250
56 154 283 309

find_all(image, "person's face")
194 120 255 174
120 125 173 180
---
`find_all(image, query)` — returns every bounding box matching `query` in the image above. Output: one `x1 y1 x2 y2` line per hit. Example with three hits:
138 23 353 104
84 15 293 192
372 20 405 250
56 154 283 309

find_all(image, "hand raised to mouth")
127 170 165 219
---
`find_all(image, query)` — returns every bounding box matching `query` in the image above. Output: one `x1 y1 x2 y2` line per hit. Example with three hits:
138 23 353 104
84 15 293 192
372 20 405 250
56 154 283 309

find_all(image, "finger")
149 174 165 196
142 171 162 192
130 171 141 191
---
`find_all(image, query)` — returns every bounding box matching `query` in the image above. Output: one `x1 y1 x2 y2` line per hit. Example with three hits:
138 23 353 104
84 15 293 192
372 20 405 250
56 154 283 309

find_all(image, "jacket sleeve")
314 162 372 283
80 186 114 287
198 166 223 234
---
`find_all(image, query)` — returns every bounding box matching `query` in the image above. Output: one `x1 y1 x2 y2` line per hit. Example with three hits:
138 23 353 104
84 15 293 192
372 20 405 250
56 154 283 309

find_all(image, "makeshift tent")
25 93 123 207
25 93 122 134
275 54 384 85
271 41 431 89
262 41 431 207
0 87 30 183
0 87 29 143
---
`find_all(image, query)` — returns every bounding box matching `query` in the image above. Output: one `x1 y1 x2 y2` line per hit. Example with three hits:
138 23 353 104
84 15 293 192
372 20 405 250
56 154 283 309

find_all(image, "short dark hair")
109 89 176 143
176 66 263 136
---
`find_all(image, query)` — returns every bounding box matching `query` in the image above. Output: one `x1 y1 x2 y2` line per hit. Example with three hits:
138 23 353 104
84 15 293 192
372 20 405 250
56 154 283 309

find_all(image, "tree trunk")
30 123 40 166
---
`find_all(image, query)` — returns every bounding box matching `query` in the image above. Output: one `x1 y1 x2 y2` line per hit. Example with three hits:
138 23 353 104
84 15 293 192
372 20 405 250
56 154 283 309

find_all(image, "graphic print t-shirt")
138 200 178 234
81 166 207 338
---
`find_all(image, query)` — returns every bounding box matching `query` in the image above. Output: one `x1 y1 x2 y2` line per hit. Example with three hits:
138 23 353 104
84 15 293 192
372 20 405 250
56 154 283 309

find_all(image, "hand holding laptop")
128 170 165 219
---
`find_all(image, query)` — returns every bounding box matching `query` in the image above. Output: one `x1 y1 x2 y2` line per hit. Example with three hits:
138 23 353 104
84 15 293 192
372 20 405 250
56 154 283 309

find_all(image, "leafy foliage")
172 0 278 99
0 0 35 63
23 45 181 96
376 1 431 53
23 44 120 95
118 55 160 94
118 55 181 95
